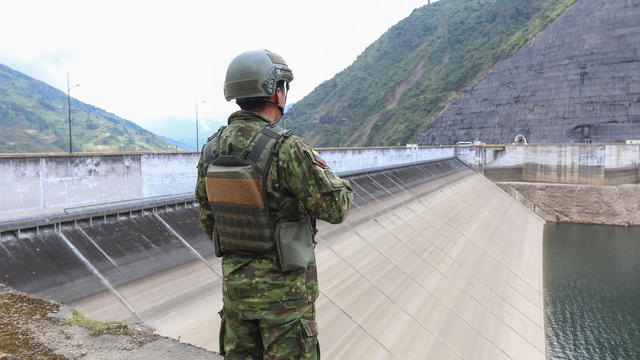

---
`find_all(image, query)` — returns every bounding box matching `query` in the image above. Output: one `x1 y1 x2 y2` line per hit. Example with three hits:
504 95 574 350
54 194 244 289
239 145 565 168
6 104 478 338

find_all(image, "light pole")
67 73 79 153
196 100 206 150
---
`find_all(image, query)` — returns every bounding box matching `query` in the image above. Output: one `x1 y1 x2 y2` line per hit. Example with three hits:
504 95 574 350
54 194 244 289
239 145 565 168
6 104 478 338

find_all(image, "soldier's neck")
258 106 282 124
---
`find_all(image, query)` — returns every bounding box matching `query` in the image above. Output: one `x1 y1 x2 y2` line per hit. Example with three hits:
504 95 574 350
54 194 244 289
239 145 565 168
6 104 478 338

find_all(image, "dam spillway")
0 157 545 359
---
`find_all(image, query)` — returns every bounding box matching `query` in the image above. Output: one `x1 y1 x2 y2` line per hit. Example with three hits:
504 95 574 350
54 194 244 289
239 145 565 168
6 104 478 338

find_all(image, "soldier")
195 49 353 360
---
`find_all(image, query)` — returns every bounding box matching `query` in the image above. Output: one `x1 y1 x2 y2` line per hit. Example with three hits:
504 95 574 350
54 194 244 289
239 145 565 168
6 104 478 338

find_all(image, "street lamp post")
196 100 206 150
196 102 199 150
66 73 79 154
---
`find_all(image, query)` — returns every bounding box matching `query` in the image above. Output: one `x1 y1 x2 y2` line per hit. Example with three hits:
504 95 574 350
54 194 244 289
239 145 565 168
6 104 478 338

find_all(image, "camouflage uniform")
196 110 353 360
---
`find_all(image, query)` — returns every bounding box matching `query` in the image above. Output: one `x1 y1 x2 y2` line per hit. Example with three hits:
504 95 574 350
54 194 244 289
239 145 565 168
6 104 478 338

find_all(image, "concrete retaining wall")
458 144 640 185
1 147 454 221
1 154 146 220
140 153 200 198
454 146 485 169
321 146 454 173
0 153 196 221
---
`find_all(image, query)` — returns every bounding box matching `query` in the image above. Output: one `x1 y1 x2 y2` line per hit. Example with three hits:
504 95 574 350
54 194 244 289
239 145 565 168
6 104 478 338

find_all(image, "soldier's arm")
279 136 353 224
195 154 215 240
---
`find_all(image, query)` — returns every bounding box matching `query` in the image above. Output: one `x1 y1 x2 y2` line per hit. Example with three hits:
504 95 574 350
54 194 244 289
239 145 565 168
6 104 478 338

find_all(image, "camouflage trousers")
219 255 320 360
219 302 319 360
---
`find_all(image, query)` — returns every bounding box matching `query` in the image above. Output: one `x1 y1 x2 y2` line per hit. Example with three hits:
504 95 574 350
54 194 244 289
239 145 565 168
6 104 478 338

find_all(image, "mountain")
283 0 578 147
158 136 193 151
160 136 212 151
419 0 640 144
0 64 172 153
284 102 295 114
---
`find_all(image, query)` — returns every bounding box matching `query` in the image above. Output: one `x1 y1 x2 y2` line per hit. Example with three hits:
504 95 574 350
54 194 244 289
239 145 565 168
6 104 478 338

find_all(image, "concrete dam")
0 148 547 359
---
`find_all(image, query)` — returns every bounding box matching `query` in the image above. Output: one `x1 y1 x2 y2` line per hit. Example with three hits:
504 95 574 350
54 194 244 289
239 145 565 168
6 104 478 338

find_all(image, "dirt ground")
0 284 223 360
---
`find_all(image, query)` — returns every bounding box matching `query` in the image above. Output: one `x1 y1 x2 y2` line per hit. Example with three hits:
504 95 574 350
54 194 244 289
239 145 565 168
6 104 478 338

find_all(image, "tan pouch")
275 216 316 271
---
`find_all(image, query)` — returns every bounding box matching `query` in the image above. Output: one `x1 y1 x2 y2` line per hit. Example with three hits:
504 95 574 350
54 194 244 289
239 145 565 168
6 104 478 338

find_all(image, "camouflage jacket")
195 110 353 310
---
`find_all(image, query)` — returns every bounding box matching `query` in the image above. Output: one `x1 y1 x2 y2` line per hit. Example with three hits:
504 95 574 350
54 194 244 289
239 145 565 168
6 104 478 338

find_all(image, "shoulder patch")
311 150 328 167
324 169 345 189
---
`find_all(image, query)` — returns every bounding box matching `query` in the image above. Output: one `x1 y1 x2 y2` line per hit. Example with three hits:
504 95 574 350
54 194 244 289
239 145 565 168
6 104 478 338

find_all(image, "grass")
65 310 130 336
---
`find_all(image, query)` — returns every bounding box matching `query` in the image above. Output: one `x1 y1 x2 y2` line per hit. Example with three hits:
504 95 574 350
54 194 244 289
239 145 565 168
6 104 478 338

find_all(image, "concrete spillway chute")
0 158 545 359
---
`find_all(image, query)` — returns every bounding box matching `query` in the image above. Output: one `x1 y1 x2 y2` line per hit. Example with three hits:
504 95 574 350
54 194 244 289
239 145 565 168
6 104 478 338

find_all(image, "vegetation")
65 310 129 336
0 64 173 153
284 0 578 146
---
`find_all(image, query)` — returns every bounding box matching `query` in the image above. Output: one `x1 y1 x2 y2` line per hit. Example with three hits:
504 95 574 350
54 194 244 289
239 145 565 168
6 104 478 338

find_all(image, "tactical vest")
202 123 300 260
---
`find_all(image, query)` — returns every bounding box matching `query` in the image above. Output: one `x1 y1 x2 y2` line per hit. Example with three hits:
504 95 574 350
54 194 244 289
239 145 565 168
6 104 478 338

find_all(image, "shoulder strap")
262 124 294 139
203 126 226 164
244 124 293 174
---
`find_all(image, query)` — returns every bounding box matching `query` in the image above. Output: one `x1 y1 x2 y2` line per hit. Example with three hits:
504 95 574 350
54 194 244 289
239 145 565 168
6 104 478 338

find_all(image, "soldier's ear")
274 87 287 107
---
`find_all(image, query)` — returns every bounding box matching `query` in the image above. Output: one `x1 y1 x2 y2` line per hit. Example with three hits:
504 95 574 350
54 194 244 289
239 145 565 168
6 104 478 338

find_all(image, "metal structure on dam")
0 155 545 359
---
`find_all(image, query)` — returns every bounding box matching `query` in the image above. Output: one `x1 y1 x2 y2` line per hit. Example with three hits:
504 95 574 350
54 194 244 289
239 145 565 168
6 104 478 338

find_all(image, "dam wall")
318 146 454 174
0 152 198 221
457 143 640 185
10 143 637 224
0 159 546 359
0 146 454 221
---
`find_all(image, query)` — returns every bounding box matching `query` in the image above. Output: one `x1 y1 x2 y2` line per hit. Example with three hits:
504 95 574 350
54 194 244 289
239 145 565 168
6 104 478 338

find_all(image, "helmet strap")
265 100 284 116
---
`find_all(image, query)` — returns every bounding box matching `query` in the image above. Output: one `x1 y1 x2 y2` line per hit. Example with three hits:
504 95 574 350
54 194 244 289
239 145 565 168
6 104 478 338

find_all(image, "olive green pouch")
275 216 316 271
212 225 223 257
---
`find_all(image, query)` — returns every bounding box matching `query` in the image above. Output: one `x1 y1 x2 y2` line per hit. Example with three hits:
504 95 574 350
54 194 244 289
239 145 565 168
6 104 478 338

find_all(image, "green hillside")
283 0 578 147
0 64 172 153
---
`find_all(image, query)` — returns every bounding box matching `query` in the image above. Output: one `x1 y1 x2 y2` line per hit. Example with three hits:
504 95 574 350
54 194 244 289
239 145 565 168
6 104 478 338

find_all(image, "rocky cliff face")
419 0 640 145
498 182 640 226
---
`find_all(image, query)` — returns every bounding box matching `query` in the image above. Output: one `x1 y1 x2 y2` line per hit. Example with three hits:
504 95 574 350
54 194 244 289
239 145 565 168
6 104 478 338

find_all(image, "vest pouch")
275 216 316 271
206 162 276 256
212 225 223 257
203 124 294 259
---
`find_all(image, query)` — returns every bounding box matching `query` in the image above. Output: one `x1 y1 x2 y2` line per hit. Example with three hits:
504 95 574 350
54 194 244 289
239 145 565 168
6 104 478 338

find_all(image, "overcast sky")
1 0 434 137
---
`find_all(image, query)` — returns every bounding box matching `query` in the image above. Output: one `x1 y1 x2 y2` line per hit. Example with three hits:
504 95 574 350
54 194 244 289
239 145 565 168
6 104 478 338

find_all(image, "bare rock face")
498 182 640 225
419 0 640 145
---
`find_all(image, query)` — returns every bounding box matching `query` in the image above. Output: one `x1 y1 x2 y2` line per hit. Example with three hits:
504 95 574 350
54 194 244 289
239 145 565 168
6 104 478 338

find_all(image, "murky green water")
544 223 640 360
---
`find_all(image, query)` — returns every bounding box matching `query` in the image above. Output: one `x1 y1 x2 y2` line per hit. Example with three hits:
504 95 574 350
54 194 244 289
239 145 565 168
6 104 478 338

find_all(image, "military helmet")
223 49 294 101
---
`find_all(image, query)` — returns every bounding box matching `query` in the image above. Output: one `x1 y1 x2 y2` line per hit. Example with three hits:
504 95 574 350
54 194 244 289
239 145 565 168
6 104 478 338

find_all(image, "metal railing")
0 193 196 235
1 158 468 235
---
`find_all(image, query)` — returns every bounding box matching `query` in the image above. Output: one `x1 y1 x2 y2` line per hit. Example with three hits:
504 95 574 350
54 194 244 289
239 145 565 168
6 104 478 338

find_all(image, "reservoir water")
544 223 640 359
